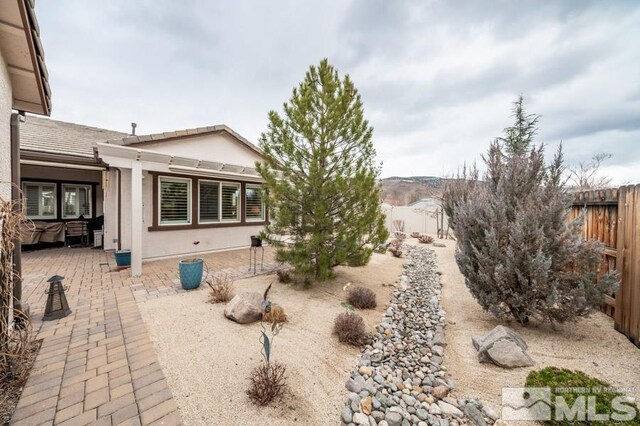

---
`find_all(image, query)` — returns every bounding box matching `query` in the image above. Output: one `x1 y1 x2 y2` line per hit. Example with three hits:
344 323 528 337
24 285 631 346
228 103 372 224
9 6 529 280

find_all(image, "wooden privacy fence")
570 185 640 348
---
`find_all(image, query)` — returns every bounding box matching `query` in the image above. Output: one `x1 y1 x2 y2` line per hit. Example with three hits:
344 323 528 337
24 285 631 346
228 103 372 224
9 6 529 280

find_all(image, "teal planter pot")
114 250 131 267
179 259 203 290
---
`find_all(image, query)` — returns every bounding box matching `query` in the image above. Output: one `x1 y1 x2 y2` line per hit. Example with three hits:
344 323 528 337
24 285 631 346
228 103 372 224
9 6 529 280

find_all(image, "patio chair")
65 220 88 247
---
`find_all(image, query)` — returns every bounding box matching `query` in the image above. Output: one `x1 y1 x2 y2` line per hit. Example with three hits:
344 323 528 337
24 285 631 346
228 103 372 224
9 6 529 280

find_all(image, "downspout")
117 168 122 251
10 112 25 320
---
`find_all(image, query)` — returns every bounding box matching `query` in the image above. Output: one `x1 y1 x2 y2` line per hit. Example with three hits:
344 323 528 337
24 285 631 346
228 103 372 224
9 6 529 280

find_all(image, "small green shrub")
347 286 377 309
333 312 365 346
525 367 639 425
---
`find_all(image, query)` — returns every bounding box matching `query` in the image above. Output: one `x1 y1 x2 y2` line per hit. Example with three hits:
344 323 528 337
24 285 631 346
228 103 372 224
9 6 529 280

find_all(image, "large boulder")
473 325 534 368
224 292 263 324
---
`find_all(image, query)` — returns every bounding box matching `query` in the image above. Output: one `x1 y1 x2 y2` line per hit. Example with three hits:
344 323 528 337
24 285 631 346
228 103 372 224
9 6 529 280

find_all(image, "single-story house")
20 116 267 277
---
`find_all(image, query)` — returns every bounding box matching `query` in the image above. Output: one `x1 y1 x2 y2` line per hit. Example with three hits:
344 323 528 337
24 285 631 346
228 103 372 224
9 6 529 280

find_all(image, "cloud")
36 1 640 184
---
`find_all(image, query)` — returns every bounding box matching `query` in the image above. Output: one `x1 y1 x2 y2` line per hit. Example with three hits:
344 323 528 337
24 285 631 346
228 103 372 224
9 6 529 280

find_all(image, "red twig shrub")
247 361 287 405
418 234 434 244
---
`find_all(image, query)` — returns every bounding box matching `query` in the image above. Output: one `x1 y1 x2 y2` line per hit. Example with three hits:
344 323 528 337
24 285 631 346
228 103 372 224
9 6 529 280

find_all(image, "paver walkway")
11 246 277 426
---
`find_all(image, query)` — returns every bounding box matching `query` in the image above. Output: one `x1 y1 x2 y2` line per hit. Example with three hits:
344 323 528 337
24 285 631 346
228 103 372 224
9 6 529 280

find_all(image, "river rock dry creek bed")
341 245 496 426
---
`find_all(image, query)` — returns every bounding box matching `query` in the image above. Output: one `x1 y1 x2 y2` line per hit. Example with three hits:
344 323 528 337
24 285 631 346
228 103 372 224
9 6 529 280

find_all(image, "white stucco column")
130 161 143 276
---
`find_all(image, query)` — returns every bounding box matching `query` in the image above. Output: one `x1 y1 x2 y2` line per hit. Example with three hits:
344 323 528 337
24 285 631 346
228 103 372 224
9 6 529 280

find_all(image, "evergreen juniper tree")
442 97 616 324
256 59 388 281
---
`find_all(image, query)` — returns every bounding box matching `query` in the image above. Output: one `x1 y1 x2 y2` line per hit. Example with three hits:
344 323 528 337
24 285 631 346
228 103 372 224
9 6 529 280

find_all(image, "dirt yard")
434 240 640 415
139 252 403 426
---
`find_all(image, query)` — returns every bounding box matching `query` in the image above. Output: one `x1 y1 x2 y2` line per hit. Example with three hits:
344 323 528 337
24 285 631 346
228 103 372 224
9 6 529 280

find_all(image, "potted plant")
179 240 204 290
114 249 131 267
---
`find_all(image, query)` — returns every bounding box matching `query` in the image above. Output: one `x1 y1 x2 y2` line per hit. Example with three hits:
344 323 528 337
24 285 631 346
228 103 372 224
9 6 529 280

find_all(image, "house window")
22 182 56 219
199 181 220 223
159 177 191 224
62 184 92 219
221 183 241 222
245 184 265 221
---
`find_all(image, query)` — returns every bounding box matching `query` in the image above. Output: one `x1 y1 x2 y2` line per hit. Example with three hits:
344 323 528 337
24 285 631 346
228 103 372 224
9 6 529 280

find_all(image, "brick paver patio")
11 246 277 426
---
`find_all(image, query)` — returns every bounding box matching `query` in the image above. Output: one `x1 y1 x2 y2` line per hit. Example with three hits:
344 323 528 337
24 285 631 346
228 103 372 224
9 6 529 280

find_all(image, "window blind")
221 184 240 221
199 181 220 222
160 179 190 224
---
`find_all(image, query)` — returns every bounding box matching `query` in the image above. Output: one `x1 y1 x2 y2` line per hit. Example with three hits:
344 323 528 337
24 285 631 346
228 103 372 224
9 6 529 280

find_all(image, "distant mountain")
380 176 445 206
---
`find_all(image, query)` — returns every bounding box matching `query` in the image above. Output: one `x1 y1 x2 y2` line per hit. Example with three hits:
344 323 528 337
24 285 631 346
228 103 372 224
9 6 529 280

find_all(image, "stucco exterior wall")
139 132 261 166
0 49 12 202
110 170 264 260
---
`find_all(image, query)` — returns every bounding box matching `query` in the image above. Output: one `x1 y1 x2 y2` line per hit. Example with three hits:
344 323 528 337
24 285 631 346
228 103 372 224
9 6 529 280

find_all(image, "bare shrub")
347 286 377 309
276 268 292 283
410 232 420 238
206 272 235 303
392 219 405 233
418 234 434 244
1 196 34 384
333 311 365 345
246 361 287 405
388 239 403 258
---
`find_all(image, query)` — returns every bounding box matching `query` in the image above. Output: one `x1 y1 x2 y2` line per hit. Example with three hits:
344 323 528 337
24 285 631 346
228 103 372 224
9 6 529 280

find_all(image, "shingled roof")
21 115 128 158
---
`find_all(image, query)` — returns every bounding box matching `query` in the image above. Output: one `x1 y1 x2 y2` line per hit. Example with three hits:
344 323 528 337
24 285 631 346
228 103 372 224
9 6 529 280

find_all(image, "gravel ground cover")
340 245 496 426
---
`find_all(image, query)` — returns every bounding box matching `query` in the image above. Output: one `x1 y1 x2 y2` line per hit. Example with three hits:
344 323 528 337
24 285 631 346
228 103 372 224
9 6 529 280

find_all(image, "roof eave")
16 0 51 115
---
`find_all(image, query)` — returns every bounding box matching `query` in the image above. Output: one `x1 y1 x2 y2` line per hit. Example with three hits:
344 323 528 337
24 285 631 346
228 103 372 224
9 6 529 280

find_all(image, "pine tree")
443 97 616 324
256 59 388 281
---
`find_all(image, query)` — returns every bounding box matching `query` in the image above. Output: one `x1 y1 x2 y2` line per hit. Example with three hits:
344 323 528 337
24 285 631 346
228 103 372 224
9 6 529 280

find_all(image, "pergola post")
130 161 143 277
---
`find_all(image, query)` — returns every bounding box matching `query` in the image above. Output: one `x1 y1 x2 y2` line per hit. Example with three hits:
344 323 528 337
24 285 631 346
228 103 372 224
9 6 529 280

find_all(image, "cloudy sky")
37 1 640 183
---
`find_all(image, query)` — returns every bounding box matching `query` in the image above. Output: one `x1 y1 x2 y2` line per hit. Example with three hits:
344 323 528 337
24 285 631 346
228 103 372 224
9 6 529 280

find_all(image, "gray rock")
385 411 403 426
372 410 385 422
342 406 353 423
464 404 487 426
401 394 416 406
416 408 429 420
474 325 534 368
352 412 369 425
429 403 442 415
438 401 463 417
223 292 263 323
482 406 498 421
347 376 366 393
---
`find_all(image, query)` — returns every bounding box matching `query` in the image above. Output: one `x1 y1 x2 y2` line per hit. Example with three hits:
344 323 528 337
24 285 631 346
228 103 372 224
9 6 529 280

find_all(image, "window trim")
245 184 265 222
149 172 268 231
61 183 93 219
158 176 192 226
22 181 57 220
197 179 221 224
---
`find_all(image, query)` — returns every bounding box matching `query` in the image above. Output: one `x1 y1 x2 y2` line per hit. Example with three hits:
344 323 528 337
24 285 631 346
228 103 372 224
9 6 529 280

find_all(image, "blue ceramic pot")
114 250 131 266
179 259 203 290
